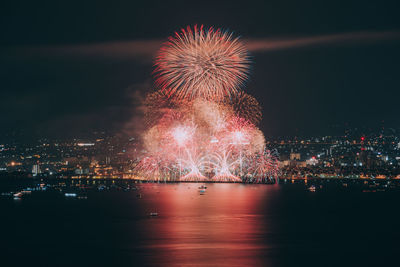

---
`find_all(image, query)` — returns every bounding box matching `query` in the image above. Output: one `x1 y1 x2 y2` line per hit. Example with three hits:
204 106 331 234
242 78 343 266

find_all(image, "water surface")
1 182 399 266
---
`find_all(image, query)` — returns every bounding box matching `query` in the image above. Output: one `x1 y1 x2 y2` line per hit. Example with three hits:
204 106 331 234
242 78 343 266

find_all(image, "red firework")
224 91 262 126
134 25 280 183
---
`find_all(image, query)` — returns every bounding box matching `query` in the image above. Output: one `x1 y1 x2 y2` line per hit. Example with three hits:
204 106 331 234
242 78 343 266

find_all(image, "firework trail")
155 25 250 101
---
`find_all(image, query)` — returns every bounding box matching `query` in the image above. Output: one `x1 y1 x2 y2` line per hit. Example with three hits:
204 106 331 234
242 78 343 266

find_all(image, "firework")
137 107 271 182
192 99 231 133
246 149 281 183
154 25 250 100
136 101 273 182
133 25 280 183
225 92 262 126
209 150 241 182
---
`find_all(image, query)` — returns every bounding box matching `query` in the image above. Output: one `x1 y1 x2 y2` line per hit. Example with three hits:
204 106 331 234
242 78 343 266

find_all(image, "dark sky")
1 0 400 140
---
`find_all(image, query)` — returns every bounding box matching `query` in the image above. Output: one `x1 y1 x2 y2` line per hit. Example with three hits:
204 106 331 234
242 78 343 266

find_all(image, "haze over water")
2 182 400 266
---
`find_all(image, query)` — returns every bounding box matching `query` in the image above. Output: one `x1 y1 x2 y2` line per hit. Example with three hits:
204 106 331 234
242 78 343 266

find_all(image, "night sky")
1 0 400 140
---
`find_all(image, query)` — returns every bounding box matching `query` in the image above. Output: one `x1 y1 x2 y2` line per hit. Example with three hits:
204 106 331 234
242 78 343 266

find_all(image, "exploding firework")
179 148 209 181
225 92 262 126
133 25 280 183
137 104 272 182
209 150 241 182
154 25 250 100
246 149 281 183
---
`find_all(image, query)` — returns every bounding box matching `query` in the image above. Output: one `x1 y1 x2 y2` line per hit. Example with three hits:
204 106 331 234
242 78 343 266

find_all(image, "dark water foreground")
1 181 400 267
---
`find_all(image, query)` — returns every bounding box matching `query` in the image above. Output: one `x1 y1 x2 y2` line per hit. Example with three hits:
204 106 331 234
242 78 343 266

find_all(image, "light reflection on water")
2 181 400 266
132 183 278 266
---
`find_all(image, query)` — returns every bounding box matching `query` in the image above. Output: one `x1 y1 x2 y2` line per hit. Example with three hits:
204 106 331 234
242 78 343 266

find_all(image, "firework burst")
133 25 280 183
225 91 262 126
155 25 250 100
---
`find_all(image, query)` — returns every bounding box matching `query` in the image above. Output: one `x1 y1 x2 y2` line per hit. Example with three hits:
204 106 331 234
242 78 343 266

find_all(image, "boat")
97 185 106 191
13 192 23 198
308 185 316 192
149 212 158 217
199 189 206 195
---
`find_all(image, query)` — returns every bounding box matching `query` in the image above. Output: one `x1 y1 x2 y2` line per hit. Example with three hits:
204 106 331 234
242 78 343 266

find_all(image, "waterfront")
1 181 400 266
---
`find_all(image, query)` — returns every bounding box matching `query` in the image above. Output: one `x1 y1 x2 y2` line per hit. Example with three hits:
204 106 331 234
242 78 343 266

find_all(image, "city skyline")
1 129 399 180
